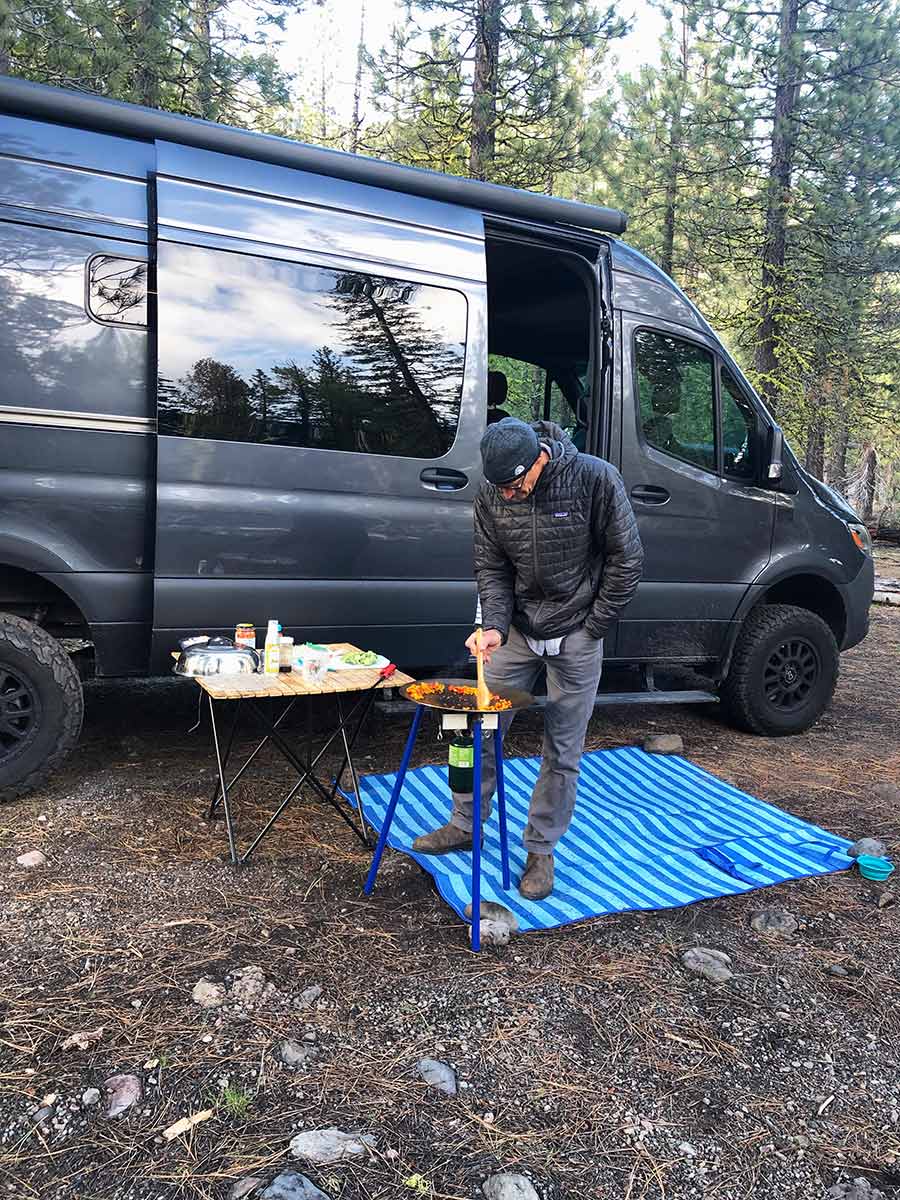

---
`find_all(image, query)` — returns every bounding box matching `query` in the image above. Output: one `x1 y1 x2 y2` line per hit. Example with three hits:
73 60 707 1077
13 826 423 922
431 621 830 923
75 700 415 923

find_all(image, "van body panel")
0 155 146 229
1 112 154 179
0 222 148 419
153 183 487 666
156 141 486 253
613 271 706 333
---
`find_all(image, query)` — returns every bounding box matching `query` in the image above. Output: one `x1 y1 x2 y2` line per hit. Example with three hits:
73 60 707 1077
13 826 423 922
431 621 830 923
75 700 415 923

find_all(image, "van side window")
156 243 467 458
86 256 148 327
721 367 758 480
635 330 715 472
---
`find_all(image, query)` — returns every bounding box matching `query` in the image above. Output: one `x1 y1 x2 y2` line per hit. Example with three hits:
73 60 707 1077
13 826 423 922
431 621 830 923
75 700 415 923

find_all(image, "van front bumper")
840 555 875 650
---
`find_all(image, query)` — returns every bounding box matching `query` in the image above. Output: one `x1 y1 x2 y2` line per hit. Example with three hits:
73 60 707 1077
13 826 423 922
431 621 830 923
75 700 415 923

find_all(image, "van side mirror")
767 425 784 483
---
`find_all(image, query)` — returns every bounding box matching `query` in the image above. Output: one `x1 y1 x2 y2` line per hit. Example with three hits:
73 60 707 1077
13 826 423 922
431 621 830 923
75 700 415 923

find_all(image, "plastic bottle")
264 619 281 675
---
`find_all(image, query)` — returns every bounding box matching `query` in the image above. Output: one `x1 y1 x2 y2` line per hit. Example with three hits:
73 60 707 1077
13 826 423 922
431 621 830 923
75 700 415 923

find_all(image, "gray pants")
450 625 603 855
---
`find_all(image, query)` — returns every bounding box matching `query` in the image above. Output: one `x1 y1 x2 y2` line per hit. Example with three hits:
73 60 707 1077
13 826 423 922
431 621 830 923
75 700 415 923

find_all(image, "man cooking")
413 416 644 901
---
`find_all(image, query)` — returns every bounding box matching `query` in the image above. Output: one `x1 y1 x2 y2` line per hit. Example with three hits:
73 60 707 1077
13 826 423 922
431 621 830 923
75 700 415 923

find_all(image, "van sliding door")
150 143 487 669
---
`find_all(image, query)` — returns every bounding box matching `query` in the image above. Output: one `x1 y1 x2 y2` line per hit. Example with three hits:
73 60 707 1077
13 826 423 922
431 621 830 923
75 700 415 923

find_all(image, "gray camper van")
0 77 874 800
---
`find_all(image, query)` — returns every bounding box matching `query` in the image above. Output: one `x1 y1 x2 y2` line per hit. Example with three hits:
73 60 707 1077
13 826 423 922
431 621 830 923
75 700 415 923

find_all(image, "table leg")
494 725 511 890
210 698 298 816
471 717 482 951
364 704 423 895
246 700 369 846
209 699 241 817
331 690 376 847
208 695 239 867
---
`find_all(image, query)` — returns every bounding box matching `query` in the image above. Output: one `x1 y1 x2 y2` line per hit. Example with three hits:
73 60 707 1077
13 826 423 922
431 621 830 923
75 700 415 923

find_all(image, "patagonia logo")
553 511 569 518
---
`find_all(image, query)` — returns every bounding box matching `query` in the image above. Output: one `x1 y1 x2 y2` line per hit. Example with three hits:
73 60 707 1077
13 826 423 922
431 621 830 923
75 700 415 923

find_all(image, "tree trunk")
195 0 215 119
826 415 849 494
754 0 801 411
134 0 161 108
861 443 877 522
351 2 366 154
469 0 502 180
805 415 824 479
660 8 689 279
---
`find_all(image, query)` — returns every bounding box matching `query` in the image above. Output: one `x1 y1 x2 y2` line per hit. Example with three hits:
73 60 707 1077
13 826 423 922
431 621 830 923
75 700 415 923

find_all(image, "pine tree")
367 0 628 188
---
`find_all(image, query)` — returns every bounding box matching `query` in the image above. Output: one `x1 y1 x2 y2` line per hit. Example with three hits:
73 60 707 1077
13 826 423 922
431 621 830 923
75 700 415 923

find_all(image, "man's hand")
465 628 503 663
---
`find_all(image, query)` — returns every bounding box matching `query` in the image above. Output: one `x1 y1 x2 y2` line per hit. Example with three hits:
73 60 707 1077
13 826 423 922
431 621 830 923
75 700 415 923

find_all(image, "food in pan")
406 681 513 711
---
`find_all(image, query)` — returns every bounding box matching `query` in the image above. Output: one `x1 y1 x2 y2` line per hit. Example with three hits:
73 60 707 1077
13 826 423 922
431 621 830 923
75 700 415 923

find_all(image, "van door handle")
419 467 469 491
630 484 670 505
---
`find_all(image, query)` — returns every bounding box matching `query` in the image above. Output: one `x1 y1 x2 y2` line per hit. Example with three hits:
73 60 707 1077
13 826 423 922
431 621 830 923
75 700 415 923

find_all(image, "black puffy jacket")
474 422 644 642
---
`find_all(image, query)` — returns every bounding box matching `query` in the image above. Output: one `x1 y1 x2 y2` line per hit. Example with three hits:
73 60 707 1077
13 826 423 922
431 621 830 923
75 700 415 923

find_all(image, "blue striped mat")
358 746 853 932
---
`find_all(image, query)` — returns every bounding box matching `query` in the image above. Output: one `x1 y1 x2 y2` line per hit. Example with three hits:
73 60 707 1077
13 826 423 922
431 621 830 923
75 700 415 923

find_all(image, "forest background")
2 0 898 525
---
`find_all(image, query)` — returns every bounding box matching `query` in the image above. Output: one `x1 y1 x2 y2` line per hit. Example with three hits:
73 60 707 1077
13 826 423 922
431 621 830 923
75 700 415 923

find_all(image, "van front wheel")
721 604 839 736
0 614 84 802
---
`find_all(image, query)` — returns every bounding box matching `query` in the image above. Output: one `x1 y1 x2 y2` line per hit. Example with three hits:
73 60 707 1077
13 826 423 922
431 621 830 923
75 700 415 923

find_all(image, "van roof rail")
0 75 628 237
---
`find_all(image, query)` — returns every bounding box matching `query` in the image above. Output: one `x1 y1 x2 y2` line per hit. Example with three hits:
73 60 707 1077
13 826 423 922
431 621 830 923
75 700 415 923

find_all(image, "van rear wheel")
0 613 83 802
721 604 839 736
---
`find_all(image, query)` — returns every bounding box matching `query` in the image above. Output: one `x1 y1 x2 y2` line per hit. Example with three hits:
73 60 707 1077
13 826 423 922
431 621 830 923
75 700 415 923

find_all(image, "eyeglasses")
495 457 538 496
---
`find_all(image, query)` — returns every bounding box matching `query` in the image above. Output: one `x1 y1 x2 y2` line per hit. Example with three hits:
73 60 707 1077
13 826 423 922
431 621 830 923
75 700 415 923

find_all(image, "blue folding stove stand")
364 703 511 951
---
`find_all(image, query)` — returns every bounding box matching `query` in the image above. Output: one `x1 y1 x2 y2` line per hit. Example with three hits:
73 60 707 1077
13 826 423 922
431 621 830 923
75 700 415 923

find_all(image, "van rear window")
156 243 467 459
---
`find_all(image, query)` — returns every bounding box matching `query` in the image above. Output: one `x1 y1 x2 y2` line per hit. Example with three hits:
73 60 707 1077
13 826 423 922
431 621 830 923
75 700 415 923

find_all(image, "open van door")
148 144 487 669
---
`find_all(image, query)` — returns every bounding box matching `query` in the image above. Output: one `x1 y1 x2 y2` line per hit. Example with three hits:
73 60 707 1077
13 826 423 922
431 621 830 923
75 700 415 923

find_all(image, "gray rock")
643 733 684 755
848 837 887 859
464 900 519 933
16 850 47 869
682 947 733 984
828 964 849 977
877 890 896 910
417 1057 458 1096
261 1171 331 1200
277 1039 317 1068
289 1127 376 1165
873 782 900 805
31 1106 53 1126
228 1180 267 1200
826 1178 886 1200
81 1087 102 1107
192 979 225 1008
750 908 798 936
478 919 510 947
103 1073 142 1118
483 1174 540 1200
297 984 322 1007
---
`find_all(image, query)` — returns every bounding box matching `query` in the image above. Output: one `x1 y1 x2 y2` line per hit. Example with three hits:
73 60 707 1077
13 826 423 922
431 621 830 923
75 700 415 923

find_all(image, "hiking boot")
519 851 554 900
413 822 480 855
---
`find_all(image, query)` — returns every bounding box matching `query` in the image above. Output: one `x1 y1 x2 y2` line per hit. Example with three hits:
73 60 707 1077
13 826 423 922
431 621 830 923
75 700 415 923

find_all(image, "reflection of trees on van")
328 271 465 455
156 247 467 458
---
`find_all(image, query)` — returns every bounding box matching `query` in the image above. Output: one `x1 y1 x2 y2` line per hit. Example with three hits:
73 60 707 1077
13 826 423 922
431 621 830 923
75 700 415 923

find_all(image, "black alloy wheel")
0 613 83 803
761 637 821 713
0 665 41 763
721 603 839 736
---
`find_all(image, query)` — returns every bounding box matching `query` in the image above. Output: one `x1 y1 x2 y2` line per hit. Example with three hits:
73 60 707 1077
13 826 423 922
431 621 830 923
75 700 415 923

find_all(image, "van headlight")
847 522 873 555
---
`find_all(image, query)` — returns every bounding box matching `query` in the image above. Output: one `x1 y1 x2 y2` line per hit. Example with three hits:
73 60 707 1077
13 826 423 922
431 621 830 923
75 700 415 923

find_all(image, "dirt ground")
2 589 899 1199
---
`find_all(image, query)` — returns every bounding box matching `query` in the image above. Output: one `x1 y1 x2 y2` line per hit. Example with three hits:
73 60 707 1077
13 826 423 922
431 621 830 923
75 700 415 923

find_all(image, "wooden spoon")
475 626 492 710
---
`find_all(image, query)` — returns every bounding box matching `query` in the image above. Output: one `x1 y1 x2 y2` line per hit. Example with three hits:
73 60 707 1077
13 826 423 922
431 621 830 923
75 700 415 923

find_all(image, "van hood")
801 464 861 523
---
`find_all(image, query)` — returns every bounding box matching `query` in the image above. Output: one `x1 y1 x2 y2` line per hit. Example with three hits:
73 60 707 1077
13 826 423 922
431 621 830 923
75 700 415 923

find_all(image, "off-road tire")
721 603 839 736
0 613 83 802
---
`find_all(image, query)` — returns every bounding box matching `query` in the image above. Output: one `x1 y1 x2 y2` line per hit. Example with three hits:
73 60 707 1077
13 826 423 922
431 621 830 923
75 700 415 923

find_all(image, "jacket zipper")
531 494 539 587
